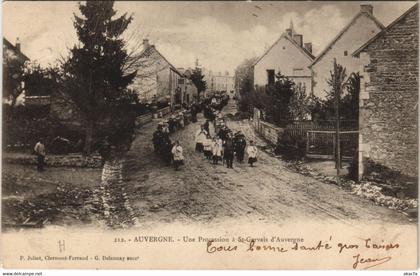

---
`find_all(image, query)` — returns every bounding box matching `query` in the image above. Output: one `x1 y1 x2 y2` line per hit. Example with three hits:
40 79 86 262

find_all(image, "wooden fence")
253 108 359 159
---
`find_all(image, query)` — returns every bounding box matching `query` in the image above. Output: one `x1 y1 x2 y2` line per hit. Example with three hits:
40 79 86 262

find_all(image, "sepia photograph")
1 0 418 270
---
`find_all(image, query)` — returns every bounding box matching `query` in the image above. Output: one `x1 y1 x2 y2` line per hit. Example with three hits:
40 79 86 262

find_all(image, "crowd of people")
152 94 258 171
194 122 258 169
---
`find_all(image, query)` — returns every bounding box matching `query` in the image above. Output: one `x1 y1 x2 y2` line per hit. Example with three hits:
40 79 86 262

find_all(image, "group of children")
195 124 258 168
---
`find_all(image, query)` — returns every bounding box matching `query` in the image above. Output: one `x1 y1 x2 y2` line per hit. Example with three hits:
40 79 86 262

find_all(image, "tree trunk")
84 120 94 155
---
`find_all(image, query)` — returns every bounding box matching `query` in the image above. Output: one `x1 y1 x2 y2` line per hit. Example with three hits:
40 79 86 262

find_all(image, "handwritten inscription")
206 236 400 269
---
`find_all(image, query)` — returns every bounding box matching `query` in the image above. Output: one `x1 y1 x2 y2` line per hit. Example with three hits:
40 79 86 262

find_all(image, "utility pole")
333 58 342 184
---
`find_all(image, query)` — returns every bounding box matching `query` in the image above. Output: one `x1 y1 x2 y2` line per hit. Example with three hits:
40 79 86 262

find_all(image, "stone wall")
358 5 418 179
3 152 102 168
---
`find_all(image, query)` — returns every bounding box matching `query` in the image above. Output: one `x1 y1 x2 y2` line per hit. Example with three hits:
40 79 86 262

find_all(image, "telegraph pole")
333 59 342 183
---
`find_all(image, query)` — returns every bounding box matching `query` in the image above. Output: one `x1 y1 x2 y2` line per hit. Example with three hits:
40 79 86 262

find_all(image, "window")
344 50 348 56
267 70 275 85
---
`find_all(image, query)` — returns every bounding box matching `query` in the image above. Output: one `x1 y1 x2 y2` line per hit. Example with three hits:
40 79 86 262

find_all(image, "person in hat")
223 133 235 169
234 131 247 163
152 124 163 153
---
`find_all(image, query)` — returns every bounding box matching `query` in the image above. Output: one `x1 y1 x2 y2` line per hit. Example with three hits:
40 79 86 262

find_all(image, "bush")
275 131 306 160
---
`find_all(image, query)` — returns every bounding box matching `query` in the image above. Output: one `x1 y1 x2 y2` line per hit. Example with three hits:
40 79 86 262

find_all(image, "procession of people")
151 94 258 171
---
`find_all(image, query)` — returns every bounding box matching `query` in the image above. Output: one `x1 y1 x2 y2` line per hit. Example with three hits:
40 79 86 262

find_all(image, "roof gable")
310 11 385 67
3 37 30 61
253 33 314 67
353 3 418 57
138 45 183 77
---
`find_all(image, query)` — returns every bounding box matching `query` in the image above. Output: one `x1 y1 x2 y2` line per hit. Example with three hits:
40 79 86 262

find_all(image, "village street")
123 100 410 228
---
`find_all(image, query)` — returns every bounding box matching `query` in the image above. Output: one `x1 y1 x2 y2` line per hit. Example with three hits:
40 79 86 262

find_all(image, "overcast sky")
3 1 416 74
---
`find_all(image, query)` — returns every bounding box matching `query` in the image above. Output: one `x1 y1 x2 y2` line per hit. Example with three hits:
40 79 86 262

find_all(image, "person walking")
203 134 213 161
195 125 207 153
34 139 46 172
212 136 222 165
171 140 184 171
234 131 247 163
247 140 258 167
223 134 235 169
203 120 210 135
152 124 163 153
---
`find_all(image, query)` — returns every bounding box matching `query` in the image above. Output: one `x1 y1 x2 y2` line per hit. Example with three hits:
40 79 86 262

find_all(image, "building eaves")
352 3 418 57
309 11 385 68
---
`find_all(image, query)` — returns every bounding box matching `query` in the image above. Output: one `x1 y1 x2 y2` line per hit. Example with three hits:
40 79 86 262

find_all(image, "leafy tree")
341 72 360 121
317 62 360 122
234 57 257 112
264 72 295 126
22 62 59 96
190 68 207 98
289 83 310 120
60 1 137 154
3 56 25 108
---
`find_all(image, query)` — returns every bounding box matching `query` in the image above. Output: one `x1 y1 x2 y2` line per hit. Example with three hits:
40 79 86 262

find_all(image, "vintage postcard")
1 0 418 270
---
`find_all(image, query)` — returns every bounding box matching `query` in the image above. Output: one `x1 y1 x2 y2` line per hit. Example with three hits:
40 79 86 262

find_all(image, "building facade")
310 5 384 99
213 71 234 97
353 4 418 179
129 39 184 107
177 68 198 105
253 22 314 93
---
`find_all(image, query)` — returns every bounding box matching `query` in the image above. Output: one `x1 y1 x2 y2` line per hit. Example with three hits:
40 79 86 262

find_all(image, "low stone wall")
135 107 173 127
3 152 102 168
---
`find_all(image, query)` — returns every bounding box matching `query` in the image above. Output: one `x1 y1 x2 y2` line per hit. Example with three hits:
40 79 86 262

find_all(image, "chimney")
15 37 21 52
293 34 303 47
143 39 150 48
360 4 373 15
304 42 312 54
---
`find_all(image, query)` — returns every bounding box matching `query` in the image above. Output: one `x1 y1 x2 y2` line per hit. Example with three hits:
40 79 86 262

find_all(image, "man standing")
234 131 247 163
223 134 235 169
34 139 46 172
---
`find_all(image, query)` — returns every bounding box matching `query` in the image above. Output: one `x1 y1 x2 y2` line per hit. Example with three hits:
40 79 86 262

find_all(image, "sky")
3 1 416 74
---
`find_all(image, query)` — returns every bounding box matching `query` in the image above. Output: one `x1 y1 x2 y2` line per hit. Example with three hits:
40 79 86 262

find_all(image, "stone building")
177 68 198 105
213 71 234 97
310 5 384 99
253 21 314 92
353 4 418 180
129 39 184 107
3 37 29 106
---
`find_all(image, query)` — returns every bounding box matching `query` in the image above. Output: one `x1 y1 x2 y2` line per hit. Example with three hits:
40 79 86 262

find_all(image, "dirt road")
124 100 410 227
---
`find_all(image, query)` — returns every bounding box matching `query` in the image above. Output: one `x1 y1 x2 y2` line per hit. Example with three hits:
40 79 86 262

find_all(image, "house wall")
129 48 172 103
358 7 418 179
311 14 382 99
254 36 313 92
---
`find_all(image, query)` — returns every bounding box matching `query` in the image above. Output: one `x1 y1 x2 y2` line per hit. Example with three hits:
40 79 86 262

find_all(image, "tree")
288 83 310 121
22 62 59 96
60 1 137 154
234 57 257 112
190 68 207 98
3 55 25 108
264 72 295 126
